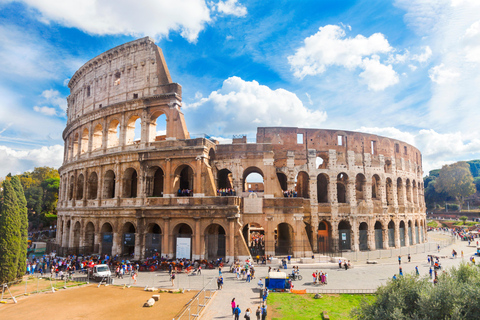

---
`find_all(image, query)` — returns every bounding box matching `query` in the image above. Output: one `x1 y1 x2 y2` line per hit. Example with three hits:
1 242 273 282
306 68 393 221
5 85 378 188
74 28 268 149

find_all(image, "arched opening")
317 220 332 253
80 128 89 154
372 175 380 200
145 223 162 258
104 170 116 199
174 223 193 259
412 180 418 205
397 178 405 205
149 112 167 142
107 119 120 148
355 174 366 201
146 166 164 197
316 155 328 169
374 221 383 249
217 168 233 191
87 172 98 200
205 224 226 260
122 222 136 257
73 133 79 156
337 173 348 203
123 168 138 198
68 176 74 200
73 221 81 249
275 223 294 256
386 178 394 206
92 124 103 151
243 167 264 193
338 220 351 250
276 172 288 192
296 171 309 198
65 220 71 248
415 220 419 244
174 165 194 196
242 223 265 257
406 179 412 203
76 174 84 200
85 222 95 253
126 115 141 145
384 159 392 173
208 148 215 168
317 174 328 203
100 223 113 255
399 221 406 247
359 222 368 251
388 221 395 247
408 220 413 245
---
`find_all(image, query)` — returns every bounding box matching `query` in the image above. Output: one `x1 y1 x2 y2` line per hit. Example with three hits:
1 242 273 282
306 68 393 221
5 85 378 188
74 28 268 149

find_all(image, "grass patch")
427 220 439 228
268 293 374 320
453 221 478 226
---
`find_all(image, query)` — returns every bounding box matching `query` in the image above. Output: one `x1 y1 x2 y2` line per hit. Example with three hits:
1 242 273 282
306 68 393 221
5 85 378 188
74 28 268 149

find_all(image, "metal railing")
172 277 217 320
0 274 88 304
307 288 376 294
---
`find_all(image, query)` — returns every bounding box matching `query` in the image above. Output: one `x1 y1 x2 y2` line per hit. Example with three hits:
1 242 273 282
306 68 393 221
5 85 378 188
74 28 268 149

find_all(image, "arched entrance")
317 174 328 203
205 224 226 260
122 222 136 257
147 166 164 197
275 223 294 256
174 223 193 259
87 172 98 199
242 223 265 257
317 220 332 254
276 172 288 192
408 220 413 245
174 165 194 196
65 220 71 248
76 174 84 200
101 223 113 255
399 221 406 246
359 222 368 251
388 221 395 247
356 174 367 201
145 223 162 258
73 221 81 249
374 221 383 249
415 220 419 244
372 175 380 200
337 173 348 203
296 171 309 198
243 167 264 193
386 178 394 206
123 168 138 198
104 170 116 199
338 221 351 250
85 222 95 253
217 168 233 190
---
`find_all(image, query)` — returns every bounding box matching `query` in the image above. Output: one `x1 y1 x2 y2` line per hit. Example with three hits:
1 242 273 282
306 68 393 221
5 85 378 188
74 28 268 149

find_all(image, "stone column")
162 218 170 258
382 225 389 249
194 156 204 197
112 232 120 256
380 181 387 207
265 216 275 257
394 221 400 248
164 158 173 197
102 117 108 152
352 219 359 251
134 232 141 260
347 180 356 206
194 218 201 260
328 174 337 204
368 221 375 250
228 218 236 261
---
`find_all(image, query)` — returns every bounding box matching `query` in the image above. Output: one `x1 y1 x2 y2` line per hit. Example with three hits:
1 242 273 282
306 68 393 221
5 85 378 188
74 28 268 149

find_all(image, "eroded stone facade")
57 37 427 261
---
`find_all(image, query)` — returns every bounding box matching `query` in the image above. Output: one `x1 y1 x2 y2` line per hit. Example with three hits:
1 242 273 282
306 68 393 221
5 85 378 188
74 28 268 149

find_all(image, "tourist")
415 266 419 276
233 304 241 320
245 308 251 320
256 306 262 320
408 254 411 262
171 272 175 286
398 255 402 265
231 298 236 314
261 304 267 320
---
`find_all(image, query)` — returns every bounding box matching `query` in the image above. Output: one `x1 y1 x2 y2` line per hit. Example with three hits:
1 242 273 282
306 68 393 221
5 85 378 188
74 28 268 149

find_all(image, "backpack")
234 308 240 315
256 310 261 316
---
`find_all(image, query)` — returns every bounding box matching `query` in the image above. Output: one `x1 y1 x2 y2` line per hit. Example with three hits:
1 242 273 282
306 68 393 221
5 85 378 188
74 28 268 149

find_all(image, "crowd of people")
311 270 328 285
217 188 236 196
177 188 193 197
282 190 297 197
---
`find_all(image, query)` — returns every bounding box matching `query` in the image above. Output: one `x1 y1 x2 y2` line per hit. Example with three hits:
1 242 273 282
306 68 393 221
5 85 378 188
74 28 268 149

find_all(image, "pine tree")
0 179 21 284
11 176 28 278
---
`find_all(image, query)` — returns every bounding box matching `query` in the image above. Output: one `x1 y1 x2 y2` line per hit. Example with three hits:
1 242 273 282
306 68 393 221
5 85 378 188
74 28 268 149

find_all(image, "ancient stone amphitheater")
56 37 426 261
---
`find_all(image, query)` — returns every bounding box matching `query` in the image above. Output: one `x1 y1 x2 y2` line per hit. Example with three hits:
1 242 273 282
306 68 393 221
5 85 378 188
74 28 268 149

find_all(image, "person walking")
256 306 262 320
415 266 419 276
261 304 267 320
245 308 251 320
398 255 402 265
231 298 236 315
233 304 241 320
408 254 411 262
171 272 176 287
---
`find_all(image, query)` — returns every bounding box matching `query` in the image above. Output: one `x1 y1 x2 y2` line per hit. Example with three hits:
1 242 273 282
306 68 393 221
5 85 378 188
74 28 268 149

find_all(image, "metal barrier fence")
341 237 455 262
307 288 376 294
172 277 217 320
0 274 88 303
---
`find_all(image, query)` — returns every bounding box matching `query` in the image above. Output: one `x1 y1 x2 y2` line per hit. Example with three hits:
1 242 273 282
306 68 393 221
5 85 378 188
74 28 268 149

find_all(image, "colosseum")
56 37 427 261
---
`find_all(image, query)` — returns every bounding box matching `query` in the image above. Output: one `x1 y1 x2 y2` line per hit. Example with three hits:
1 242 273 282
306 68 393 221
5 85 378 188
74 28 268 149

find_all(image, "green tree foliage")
467 160 480 178
460 215 468 224
10 176 28 278
434 162 476 203
353 263 480 319
0 180 20 284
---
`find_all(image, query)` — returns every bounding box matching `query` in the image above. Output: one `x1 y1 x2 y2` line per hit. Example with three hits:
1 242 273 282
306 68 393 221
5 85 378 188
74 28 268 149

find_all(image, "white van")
90 264 112 281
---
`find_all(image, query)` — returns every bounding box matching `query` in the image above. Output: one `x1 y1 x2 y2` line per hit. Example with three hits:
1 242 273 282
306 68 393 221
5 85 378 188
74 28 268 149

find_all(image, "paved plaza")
105 231 473 319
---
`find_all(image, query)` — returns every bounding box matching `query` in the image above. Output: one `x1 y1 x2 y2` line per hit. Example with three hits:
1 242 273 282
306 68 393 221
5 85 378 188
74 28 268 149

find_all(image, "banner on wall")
176 237 191 259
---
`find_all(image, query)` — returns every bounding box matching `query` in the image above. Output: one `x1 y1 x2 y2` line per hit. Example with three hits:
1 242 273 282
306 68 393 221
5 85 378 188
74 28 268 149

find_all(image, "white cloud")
185 76 327 134
412 46 432 62
288 25 398 90
359 56 399 91
33 106 57 116
0 144 64 178
212 0 247 17
210 136 232 144
428 64 460 84
12 0 246 43
41 89 67 111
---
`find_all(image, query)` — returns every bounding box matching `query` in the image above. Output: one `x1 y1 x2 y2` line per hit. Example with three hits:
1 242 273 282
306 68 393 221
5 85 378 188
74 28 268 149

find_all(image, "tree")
460 216 468 225
0 180 20 284
11 176 28 278
434 162 476 206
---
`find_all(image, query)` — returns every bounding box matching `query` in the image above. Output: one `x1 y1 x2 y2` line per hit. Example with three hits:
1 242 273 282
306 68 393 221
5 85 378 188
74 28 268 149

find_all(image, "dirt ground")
0 285 197 320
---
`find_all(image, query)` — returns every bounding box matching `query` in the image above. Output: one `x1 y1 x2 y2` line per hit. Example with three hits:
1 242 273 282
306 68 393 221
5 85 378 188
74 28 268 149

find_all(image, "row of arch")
66 112 167 160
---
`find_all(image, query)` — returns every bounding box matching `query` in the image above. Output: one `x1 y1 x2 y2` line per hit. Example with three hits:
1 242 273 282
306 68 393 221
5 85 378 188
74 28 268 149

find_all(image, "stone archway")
388 220 395 247
317 220 332 253
85 222 95 253
399 221 406 247
122 222 136 257
173 223 193 259
338 220 351 250
374 221 383 249
242 222 265 257
205 224 226 260
145 223 162 257
359 222 368 251
100 222 113 255
275 223 294 256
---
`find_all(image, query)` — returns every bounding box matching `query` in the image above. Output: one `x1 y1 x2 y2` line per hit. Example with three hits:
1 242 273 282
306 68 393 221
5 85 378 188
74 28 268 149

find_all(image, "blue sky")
1 0 480 177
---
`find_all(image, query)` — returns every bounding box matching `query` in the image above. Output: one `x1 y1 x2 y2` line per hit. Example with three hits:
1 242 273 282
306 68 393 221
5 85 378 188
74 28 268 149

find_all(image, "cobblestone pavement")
105 231 473 319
